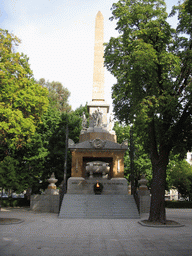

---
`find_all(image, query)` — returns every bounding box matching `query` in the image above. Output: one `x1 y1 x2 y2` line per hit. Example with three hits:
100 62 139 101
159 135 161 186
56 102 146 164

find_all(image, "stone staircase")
58 195 140 219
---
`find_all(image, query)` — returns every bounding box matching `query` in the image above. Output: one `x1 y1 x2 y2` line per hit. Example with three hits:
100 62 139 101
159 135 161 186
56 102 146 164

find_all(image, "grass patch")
165 200 192 208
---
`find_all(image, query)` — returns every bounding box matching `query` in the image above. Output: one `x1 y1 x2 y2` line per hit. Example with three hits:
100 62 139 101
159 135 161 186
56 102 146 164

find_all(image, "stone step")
59 195 140 219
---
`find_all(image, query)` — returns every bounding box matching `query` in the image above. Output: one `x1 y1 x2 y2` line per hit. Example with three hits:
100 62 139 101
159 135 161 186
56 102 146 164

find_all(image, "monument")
67 11 128 195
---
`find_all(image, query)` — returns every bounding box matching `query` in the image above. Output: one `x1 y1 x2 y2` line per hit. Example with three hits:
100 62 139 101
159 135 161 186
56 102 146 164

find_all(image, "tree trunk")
148 151 169 223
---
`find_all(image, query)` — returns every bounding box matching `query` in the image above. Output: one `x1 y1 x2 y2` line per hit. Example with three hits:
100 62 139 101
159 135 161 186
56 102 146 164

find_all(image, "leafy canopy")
38 78 71 113
113 122 152 185
104 0 192 156
0 29 49 150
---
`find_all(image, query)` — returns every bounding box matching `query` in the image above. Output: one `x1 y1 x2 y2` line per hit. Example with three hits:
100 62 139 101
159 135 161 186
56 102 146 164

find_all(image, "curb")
0 218 24 225
138 220 185 228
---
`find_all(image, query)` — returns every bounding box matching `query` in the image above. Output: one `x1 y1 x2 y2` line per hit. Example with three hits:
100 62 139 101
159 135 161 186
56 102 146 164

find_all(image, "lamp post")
129 124 135 195
63 123 68 194
59 122 68 211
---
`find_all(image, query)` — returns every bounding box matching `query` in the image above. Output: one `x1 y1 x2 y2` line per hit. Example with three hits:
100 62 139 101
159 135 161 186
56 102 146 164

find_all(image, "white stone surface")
30 194 59 213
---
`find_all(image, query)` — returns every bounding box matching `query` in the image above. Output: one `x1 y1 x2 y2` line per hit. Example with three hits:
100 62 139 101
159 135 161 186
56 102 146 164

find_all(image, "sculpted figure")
91 108 103 127
81 112 87 129
108 113 113 131
97 108 103 127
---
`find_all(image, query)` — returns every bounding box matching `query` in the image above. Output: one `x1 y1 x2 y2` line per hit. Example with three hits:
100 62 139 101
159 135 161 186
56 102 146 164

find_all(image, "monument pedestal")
67 177 128 195
69 139 127 179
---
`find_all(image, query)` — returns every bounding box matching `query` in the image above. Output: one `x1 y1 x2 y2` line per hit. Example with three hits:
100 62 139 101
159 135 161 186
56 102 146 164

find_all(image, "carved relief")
90 138 106 149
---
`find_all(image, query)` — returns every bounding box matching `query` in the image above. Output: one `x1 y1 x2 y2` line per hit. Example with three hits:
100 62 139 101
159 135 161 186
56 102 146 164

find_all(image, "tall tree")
0 29 49 152
104 0 192 222
38 78 71 113
0 29 49 193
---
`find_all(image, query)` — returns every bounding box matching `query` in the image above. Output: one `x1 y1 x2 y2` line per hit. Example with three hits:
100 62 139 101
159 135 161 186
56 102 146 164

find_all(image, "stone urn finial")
138 174 148 191
47 172 58 190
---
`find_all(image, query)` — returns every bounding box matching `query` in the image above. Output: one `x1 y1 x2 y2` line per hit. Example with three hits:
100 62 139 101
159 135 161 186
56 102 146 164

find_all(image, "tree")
113 122 152 188
38 78 71 113
0 103 87 195
0 29 49 152
167 154 192 200
14 105 62 194
0 29 49 195
42 105 88 189
0 156 19 192
104 0 192 222
24 104 88 194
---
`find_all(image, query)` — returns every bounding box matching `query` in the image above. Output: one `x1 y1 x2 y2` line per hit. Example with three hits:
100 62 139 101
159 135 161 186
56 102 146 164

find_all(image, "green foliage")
165 200 192 208
14 105 62 194
0 156 19 191
0 28 49 193
0 198 30 207
114 122 192 195
105 0 192 221
26 104 87 193
0 29 49 150
167 156 192 200
0 103 86 194
38 78 71 113
0 29 86 194
113 122 152 186
104 0 192 155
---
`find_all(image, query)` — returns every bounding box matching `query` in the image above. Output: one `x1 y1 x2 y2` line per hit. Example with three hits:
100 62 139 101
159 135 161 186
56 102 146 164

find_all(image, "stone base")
79 131 117 143
138 190 151 214
67 177 128 195
30 194 59 213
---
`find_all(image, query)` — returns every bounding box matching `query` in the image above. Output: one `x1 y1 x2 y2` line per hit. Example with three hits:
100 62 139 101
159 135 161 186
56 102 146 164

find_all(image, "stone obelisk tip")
96 11 103 18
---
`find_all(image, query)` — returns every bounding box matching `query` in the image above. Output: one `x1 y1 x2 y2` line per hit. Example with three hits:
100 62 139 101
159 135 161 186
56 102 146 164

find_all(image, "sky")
0 0 178 111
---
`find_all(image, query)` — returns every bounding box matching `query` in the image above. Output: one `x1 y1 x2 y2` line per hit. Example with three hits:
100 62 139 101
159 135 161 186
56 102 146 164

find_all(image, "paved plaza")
0 208 192 256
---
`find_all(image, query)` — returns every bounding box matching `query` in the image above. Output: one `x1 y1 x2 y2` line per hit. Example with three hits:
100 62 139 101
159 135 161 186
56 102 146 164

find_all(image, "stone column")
138 174 150 214
87 11 109 127
92 11 105 102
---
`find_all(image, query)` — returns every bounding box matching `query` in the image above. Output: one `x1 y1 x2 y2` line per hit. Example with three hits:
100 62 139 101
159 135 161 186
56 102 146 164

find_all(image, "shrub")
0 198 30 207
165 200 192 208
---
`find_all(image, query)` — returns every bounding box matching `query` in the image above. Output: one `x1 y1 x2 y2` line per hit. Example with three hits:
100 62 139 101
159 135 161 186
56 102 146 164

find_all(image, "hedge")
165 200 192 208
0 198 30 207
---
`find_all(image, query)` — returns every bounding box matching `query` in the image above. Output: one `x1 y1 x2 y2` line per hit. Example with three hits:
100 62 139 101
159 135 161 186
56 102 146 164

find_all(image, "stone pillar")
92 11 105 102
138 174 150 214
87 11 110 127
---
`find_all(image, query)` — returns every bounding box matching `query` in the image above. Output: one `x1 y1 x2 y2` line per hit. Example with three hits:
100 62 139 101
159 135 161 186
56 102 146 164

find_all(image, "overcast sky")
0 0 178 111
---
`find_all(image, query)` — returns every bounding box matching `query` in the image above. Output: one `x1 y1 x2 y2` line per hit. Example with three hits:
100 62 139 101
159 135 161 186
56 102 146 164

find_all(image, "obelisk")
92 11 105 101
87 11 109 126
